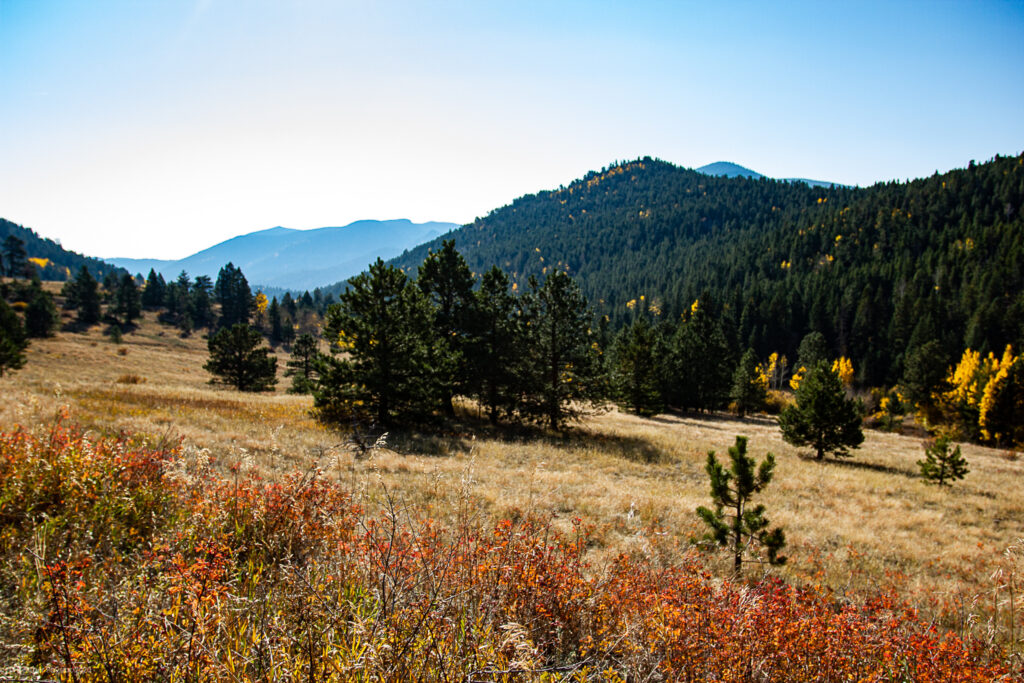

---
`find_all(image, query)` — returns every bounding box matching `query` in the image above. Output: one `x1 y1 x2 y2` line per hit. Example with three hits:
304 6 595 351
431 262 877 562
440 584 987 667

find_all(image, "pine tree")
610 317 664 416
797 331 829 369
141 269 166 309
25 288 58 338
204 323 278 391
268 297 283 346
778 361 864 459
790 331 830 390
730 348 767 417
0 297 28 376
668 301 733 412
285 333 320 394
282 291 298 319
162 271 192 329
190 275 214 329
113 273 141 326
901 340 948 423
102 271 119 305
466 266 521 424
918 435 969 485
417 240 476 418
281 315 296 344
2 235 28 279
696 435 786 574
316 259 435 427
67 266 102 326
518 270 600 430
214 263 253 329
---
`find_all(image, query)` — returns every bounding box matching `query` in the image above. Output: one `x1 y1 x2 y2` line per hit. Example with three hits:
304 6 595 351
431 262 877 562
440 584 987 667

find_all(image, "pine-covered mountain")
107 219 456 291
0 218 125 281
391 154 1024 386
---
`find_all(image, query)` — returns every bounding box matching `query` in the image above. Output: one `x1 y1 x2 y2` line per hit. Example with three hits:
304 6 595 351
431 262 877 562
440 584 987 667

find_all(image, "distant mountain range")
106 219 457 291
696 161 845 188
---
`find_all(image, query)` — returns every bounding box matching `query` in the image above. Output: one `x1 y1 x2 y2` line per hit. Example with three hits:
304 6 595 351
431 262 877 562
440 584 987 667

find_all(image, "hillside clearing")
2 309 1022 649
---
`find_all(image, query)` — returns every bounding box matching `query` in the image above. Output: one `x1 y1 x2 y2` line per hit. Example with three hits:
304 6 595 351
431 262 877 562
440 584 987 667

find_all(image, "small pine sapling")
918 435 969 486
696 435 786 574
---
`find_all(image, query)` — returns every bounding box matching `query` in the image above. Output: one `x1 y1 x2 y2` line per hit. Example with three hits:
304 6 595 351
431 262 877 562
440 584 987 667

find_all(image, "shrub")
918 435 969 486
0 420 1012 681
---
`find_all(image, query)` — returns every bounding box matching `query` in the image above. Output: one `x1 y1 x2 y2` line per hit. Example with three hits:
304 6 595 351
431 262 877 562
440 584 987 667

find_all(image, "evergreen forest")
392 154 1024 387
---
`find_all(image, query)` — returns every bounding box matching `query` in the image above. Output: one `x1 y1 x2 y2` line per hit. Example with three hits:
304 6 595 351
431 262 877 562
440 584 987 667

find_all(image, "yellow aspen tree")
832 356 855 386
979 346 1022 445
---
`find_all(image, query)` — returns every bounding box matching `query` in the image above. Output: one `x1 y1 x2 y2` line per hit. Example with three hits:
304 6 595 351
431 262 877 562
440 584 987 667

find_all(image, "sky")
1 1 1023 260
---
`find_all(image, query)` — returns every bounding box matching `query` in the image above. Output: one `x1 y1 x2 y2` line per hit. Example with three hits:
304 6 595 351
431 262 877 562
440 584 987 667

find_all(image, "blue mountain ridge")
696 161 845 189
106 219 457 291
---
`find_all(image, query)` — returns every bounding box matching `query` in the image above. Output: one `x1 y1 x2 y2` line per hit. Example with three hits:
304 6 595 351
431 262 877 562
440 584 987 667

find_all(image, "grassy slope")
2 298 1023 647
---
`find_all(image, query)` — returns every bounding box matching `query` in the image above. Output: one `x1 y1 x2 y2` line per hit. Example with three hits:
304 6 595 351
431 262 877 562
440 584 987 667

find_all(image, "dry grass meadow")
3 303 1023 649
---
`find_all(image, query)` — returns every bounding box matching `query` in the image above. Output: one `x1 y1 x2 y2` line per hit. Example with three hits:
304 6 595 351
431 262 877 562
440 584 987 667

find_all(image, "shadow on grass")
383 413 666 464
61 319 99 334
647 410 777 428
797 452 919 479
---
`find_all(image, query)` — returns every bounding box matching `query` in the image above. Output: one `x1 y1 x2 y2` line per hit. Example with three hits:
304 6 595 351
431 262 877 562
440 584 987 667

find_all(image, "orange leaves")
1 421 1014 680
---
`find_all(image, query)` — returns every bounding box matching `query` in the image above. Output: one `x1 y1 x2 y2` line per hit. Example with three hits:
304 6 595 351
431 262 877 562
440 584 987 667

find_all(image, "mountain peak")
696 162 763 179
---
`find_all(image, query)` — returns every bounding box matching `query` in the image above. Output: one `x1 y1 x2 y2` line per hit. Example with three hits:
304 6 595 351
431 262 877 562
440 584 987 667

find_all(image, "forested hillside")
0 218 124 281
392 155 1024 386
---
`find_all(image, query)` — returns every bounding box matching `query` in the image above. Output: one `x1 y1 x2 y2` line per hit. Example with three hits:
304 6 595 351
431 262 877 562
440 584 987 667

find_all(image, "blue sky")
2 0 1022 259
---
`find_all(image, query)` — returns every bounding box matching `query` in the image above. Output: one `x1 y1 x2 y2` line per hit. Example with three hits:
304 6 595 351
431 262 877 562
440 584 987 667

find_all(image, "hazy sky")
2 1 1022 259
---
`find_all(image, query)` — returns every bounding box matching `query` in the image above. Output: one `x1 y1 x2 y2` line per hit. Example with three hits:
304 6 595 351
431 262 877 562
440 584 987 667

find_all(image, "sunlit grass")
1 306 1023 659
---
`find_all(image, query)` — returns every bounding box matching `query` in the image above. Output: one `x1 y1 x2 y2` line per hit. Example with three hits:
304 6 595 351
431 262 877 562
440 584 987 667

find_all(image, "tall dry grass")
1 308 1022 659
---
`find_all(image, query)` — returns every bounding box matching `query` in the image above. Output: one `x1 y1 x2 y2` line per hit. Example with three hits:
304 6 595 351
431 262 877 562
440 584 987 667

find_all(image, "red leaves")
1 421 1015 680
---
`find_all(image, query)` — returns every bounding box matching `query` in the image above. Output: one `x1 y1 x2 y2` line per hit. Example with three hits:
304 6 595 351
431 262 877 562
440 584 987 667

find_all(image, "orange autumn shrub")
0 420 1016 681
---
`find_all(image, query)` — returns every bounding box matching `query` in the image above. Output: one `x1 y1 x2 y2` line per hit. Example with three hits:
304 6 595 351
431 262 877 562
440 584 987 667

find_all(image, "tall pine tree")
417 240 476 418
66 266 102 326
316 259 435 427
215 263 253 329
141 269 166 309
467 266 521 424
113 273 141 326
668 301 733 412
0 297 28 376
518 270 600 430
610 317 664 416
191 275 215 329
25 287 58 338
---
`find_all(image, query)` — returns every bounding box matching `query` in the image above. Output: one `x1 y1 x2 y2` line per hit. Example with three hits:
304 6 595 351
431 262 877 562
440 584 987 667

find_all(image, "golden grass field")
2 304 1023 648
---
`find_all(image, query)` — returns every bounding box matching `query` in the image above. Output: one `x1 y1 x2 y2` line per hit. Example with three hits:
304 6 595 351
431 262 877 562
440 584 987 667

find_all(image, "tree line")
5 235 1017 453
200 242 865 447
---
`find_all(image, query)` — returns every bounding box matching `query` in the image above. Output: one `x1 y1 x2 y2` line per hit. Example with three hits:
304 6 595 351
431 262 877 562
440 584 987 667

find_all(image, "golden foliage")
832 356 855 387
254 291 268 316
